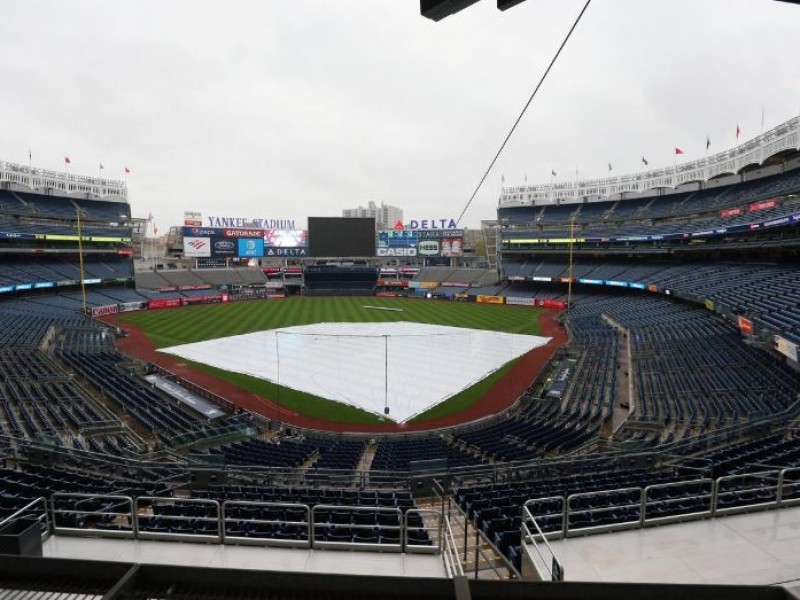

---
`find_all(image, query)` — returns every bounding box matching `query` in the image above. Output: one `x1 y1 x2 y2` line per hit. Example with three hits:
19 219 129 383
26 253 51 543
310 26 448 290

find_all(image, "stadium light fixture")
420 0 481 22
421 0 530 21
497 0 528 10
426 1 797 22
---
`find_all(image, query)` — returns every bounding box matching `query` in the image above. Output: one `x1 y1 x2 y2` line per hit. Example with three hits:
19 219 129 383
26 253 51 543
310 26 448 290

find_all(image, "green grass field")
118 297 542 425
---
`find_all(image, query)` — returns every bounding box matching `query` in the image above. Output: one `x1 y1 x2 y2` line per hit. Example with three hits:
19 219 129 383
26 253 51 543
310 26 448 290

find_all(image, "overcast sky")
2 0 799 230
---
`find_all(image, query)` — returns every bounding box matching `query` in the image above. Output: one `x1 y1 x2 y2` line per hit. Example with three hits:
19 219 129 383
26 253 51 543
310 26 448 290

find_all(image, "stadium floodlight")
497 0 528 10
420 0 481 22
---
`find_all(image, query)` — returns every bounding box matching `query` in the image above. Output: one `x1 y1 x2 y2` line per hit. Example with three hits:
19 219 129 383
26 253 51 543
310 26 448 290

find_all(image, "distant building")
342 201 402 230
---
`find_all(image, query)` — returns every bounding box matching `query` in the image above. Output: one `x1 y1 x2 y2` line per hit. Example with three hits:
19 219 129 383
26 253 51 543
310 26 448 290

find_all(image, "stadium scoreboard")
308 217 376 257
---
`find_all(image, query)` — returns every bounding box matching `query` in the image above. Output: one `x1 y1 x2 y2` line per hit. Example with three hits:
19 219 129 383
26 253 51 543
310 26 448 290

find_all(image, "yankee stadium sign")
207 216 296 229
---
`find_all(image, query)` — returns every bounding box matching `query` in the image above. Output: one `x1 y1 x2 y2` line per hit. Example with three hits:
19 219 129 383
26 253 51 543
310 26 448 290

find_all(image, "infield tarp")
160 322 550 423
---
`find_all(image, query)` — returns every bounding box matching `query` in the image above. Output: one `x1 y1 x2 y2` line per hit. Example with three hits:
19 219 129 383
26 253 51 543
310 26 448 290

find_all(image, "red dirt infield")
103 307 566 434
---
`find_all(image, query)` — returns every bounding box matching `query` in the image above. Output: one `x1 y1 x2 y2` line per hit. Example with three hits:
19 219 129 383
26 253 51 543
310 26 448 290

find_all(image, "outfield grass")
118 297 542 425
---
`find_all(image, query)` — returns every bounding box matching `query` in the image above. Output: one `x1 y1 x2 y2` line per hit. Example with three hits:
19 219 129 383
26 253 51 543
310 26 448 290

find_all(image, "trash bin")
0 518 43 557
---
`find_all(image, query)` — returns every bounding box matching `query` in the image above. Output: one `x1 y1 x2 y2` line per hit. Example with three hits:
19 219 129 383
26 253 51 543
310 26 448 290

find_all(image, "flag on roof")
124 167 131 174
64 156 71 164
551 169 557 176
706 136 711 150
675 148 684 155
641 157 648 166
736 124 741 139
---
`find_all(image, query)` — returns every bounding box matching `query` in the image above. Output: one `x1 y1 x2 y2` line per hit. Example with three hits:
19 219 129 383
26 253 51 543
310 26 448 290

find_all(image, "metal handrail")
404 508 442 555
779 467 800 507
714 470 781 516
643 479 714 524
0 496 50 541
441 515 464 577
449 493 521 579
134 496 222 543
312 504 403 552
222 500 311 548
51 493 134 539
566 486 643 535
522 501 564 581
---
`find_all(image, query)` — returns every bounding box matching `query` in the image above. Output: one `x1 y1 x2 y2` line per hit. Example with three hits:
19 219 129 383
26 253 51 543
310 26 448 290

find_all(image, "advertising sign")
476 295 504 304
535 299 567 309
415 229 465 239
418 281 439 289
0 232 35 240
238 238 265 257
774 336 798 362
738 316 754 336
720 208 742 218
183 227 217 237
148 297 183 310
377 247 417 257
211 238 237 256
377 230 418 249
264 229 308 248
704 299 715 311
264 247 308 257
405 219 458 229
376 229 463 257
441 238 463 257
184 236 211 257
91 305 119 318
118 301 146 313
748 199 777 212
184 211 202 226
505 296 537 306
417 240 440 256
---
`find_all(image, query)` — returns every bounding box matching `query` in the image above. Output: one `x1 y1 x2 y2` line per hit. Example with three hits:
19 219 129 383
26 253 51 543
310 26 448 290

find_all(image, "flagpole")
28 149 33 190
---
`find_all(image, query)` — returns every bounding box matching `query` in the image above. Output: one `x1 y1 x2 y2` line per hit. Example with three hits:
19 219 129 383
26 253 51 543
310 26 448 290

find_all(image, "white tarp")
160 322 550 423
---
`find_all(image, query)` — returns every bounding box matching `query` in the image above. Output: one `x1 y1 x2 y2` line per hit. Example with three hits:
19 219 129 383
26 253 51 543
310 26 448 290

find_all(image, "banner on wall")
774 336 798 362
184 211 203 226
90 305 119 318
476 295 504 304
238 238 264 257
184 237 211 257
737 316 754 336
748 199 776 212
148 297 183 310
505 296 537 306
720 208 742 218
118 301 147 313
534 299 567 309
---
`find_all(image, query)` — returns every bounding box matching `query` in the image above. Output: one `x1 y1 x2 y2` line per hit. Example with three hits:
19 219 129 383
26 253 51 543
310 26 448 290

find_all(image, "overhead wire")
455 0 593 226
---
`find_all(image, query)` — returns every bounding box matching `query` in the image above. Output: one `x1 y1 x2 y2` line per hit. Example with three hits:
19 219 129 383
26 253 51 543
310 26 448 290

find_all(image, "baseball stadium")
2 1 800 599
